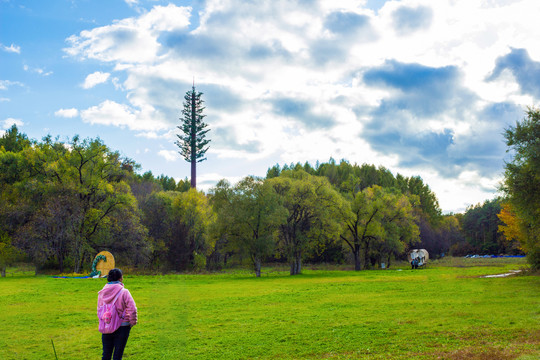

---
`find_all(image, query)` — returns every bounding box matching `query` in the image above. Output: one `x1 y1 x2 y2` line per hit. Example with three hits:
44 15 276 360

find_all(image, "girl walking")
97 268 137 360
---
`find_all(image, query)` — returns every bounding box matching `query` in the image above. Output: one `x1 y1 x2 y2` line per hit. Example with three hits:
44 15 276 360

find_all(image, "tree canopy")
176 85 210 188
501 107 540 269
1 133 148 273
1 125 525 276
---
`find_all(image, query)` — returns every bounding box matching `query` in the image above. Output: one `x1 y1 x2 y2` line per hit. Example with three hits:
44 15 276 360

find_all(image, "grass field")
0 258 538 359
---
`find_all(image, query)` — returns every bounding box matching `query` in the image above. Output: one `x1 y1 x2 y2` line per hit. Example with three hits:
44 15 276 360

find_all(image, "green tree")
268 170 344 275
140 188 216 271
0 231 23 277
396 175 441 225
418 215 464 258
173 188 215 270
460 199 505 254
175 85 210 189
373 189 419 268
140 191 182 270
211 176 286 277
269 160 398 191
157 174 177 191
0 125 31 152
6 136 147 273
176 177 191 192
339 185 419 270
502 107 540 269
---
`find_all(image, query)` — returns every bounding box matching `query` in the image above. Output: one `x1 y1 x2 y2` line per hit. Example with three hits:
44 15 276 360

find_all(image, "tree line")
0 119 531 276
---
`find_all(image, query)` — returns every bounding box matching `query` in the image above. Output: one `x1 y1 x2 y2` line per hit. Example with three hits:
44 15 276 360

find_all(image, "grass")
0 258 538 359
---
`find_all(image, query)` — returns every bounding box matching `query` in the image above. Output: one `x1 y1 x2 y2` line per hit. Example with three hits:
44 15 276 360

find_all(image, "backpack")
98 289 125 334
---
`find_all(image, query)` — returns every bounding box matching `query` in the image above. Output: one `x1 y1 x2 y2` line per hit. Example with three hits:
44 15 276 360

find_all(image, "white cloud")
1 43 21 54
62 0 540 211
23 64 53 76
80 100 168 131
35 67 52 76
54 108 79 118
64 4 192 64
82 71 110 89
423 170 503 214
112 77 124 90
2 118 24 129
196 173 244 193
0 80 23 90
157 149 178 162
135 131 163 139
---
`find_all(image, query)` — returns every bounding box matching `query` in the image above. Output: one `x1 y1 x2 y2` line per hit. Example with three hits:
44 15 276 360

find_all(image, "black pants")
102 326 131 360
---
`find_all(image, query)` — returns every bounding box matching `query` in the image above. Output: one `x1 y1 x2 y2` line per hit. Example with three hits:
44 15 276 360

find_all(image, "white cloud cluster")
1 43 21 54
55 108 79 118
0 80 23 91
80 100 168 132
23 64 53 76
62 0 540 211
82 71 110 89
158 149 177 162
2 118 24 129
65 4 191 64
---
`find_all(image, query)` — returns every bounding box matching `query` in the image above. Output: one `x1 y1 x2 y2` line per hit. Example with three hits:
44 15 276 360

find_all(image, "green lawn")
1 259 538 359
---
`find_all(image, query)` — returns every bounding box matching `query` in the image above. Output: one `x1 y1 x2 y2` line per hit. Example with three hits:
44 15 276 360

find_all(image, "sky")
1 0 539 214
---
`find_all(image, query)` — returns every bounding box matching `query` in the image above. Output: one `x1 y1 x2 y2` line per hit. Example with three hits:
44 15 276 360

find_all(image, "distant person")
97 268 138 360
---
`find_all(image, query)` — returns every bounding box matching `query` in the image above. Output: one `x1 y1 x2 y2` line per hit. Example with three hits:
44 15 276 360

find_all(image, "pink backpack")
98 290 125 334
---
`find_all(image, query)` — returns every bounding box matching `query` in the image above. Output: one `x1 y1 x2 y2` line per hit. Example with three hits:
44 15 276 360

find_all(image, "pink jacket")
97 283 138 327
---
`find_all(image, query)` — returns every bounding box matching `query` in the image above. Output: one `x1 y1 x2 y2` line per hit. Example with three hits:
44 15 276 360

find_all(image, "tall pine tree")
176 85 210 188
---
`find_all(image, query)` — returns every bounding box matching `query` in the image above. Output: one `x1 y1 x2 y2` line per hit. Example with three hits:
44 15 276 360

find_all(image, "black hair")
107 268 123 282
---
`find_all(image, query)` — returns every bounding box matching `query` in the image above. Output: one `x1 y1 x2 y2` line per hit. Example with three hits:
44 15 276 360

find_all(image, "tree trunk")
191 157 196 188
354 249 361 271
1 265 6 277
74 249 86 274
363 242 371 270
290 253 302 275
74 252 81 273
254 258 261 277
190 91 197 189
58 252 64 273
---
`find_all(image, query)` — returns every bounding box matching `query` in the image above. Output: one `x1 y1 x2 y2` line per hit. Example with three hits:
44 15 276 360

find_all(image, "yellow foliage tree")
497 203 524 251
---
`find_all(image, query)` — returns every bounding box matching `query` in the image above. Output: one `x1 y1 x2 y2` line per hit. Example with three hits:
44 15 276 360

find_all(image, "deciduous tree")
339 185 418 270
502 107 540 269
6 136 147 273
211 176 286 276
268 170 344 275
173 188 215 270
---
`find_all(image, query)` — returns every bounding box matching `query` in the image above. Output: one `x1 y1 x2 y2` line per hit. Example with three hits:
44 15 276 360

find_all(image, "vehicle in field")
408 249 429 269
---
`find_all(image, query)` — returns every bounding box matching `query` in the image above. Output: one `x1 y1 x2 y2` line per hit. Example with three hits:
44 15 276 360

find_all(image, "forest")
0 124 528 277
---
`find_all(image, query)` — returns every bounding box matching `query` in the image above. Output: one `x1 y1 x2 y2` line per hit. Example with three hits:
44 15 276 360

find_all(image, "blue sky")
1 0 539 213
